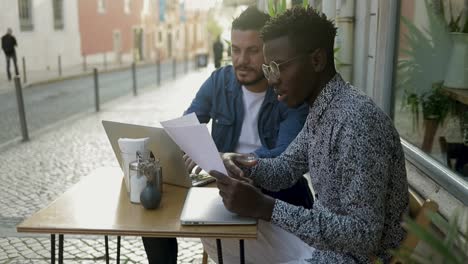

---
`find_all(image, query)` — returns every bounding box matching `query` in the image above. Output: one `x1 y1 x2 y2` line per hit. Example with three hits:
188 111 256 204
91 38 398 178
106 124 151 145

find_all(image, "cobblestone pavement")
0 67 217 263
0 236 207 264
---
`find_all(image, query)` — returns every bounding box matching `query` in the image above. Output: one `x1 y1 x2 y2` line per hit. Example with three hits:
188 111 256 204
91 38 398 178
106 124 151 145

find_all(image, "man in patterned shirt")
210 7 409 263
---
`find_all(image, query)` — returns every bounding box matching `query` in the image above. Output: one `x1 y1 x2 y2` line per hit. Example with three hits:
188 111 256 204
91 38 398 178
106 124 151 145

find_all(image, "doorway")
167 32 172 58
113 30 122 63
133 28 144 61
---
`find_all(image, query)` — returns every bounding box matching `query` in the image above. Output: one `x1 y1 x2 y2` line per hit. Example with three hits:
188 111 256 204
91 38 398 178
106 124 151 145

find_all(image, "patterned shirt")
249 74 409 263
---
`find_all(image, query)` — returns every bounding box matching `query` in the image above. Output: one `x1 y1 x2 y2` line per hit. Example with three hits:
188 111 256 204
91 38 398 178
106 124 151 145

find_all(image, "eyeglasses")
262 54 306 81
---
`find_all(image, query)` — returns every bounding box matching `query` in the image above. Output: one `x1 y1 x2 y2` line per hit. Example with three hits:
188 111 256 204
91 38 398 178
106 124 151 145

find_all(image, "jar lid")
129 161 140 170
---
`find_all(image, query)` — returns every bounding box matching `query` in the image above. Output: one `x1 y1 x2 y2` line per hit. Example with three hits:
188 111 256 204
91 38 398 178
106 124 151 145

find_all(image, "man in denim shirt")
142 6 312 264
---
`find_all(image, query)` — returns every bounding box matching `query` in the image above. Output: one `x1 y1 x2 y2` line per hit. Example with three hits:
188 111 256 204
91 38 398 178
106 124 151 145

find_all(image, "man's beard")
235 68 266 86
238 74 265 86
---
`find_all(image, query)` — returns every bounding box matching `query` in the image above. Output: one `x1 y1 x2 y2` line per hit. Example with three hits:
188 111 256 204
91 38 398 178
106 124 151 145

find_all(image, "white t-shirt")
234 86 266 154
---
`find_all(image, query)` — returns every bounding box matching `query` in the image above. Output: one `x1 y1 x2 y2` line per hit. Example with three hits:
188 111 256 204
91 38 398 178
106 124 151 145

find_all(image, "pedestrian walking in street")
1 28 19 81
212 35 223 68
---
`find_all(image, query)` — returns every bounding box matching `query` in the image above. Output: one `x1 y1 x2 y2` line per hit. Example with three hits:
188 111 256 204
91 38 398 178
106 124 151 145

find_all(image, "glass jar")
129 160 147 204
120 149 149 193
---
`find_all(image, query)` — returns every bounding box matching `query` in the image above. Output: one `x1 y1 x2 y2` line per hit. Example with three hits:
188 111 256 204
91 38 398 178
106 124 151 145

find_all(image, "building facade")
143 0 209 62
77 0 145 65
0 0 82 72
0 0 210 77
78 0 209 65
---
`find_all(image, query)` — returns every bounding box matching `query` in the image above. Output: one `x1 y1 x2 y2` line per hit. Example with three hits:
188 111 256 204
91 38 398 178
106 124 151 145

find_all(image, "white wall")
0 0 82 72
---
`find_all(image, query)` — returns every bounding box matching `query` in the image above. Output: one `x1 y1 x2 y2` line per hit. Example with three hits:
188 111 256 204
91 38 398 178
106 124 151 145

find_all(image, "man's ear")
309 49 327 73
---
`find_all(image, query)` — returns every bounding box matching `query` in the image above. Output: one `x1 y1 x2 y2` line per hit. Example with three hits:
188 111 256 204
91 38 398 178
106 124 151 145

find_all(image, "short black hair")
232 6 270 31
261 6 337 60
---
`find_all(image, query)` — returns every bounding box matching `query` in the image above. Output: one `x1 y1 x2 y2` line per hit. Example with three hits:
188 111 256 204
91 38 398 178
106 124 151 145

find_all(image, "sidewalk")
0 67 216 263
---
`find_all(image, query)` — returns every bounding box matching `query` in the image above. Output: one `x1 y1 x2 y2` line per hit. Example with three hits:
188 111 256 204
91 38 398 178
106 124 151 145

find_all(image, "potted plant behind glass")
421 82 453 152
398 0 456 152
443 1 468 90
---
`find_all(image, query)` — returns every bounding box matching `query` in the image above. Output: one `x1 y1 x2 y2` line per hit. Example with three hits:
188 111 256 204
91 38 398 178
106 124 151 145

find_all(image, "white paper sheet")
161 116 227 175
160 113 200 127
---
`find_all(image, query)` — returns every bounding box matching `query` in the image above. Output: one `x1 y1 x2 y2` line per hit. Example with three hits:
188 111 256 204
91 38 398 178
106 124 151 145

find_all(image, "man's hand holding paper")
161 114 228 176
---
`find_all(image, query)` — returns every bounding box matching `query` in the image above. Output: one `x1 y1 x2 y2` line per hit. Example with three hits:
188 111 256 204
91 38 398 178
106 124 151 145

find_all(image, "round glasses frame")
262 54 306 81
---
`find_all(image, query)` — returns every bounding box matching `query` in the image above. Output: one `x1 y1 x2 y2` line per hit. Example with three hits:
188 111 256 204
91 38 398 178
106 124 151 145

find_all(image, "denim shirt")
184 65 308 158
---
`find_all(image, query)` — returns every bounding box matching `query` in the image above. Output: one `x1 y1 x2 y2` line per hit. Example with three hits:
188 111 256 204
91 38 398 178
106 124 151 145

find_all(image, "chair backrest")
439 136 468 176
390 189 439 264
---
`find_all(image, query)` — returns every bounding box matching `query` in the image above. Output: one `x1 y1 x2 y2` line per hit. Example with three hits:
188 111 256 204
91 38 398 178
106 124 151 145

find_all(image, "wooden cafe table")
17 167 257 264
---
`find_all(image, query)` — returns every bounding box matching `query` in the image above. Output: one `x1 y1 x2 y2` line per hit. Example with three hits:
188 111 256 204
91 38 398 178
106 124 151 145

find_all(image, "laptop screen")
102 120 192 188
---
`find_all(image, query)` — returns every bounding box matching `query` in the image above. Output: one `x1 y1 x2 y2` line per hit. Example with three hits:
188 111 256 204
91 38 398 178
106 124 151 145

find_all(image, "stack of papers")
160 114 228 176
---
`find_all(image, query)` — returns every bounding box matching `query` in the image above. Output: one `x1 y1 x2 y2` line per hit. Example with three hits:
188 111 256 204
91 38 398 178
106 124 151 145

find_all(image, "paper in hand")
161 114 227 175
160 113 200 127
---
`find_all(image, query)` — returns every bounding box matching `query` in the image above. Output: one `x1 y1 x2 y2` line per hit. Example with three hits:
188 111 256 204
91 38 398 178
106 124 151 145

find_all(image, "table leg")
58 234 63 264
51 234 55 264
216 239 223 264
117 236 121 264
239 239 245 264
105 235 109 264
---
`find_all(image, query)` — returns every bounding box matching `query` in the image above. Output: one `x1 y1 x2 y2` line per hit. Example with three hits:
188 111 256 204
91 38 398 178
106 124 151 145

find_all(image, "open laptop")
102 120 255 226
102 120 214 188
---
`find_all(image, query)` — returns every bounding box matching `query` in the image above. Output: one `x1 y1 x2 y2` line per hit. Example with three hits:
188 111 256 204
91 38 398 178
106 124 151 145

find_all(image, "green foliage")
265 0 344 68
333 47 341 69
267 0 310 17
267 0 287 17
392 209 468 264
421 82 452 122
404 89 420 130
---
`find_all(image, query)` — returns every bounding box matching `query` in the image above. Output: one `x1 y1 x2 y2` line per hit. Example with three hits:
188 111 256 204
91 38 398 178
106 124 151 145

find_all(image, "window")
18 0 33 31
52 0 64 30
124 0 131 14
393 0 468 180
98 0 106 13
158 31 163 43
159 0 166 22
197 24 203 43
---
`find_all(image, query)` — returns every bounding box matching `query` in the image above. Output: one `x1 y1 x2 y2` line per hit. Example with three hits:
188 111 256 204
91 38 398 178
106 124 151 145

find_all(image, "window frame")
97 0 106 14
124 0 131 14
381 0 468 205
52 0 64 30
18 0 34 31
